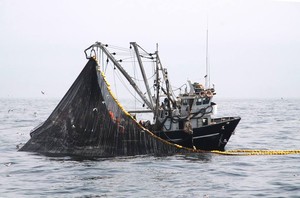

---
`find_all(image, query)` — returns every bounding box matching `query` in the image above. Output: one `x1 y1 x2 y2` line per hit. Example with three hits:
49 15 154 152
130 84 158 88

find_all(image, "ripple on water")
1 98 300 197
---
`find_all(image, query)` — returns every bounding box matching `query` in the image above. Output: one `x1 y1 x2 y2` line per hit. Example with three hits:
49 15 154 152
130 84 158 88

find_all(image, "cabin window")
202 118 208 126
195 88 201 94
203 97 210 104
196 98 202 105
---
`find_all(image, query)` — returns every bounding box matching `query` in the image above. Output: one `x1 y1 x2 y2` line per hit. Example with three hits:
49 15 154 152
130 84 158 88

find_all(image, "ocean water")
0 98 300 197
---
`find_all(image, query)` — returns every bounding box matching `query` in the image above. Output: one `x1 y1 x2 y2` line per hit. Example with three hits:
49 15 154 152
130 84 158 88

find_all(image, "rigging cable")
113 65 144 106
113 64 118 99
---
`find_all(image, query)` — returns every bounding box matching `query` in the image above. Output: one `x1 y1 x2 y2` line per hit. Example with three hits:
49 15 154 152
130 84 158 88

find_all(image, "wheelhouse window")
196 98 202 105
202 118 208 126
203 97 210 104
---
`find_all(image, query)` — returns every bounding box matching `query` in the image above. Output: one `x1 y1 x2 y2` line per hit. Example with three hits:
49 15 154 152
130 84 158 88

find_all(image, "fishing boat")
19 42 240 157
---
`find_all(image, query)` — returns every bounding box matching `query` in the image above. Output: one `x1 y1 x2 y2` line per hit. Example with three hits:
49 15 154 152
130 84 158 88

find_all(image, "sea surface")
0 98 300 197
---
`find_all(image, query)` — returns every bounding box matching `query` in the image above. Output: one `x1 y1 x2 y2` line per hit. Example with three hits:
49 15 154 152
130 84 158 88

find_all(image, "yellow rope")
96 59 300 157
211 150 300 156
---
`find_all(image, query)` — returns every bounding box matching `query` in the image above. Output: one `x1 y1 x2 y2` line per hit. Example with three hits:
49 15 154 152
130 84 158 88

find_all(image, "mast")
156 53 176 109
130 42 154 110
154 45 160 120
97 42 153 111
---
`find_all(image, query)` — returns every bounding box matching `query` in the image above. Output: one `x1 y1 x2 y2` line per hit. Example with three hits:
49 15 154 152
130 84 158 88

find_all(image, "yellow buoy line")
95 58 300 157
210 149 300 156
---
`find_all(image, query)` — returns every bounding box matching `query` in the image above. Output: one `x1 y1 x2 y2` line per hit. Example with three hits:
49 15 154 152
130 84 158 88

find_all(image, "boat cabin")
156 81 215 132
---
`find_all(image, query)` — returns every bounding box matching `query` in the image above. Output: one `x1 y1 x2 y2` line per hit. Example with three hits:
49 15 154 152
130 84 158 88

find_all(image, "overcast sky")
1 0 300 99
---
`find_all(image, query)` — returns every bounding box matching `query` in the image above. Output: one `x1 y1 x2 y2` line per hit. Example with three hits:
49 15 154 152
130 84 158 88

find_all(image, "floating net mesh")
19 58 189 158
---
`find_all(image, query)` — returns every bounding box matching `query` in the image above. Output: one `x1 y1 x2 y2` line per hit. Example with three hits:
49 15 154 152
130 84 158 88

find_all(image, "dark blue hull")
155 117 241 150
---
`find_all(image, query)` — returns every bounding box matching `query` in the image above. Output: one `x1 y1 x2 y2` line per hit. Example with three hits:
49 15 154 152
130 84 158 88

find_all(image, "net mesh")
19 58 188 158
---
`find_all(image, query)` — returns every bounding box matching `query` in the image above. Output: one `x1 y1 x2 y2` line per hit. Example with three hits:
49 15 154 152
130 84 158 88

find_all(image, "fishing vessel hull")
155 117 241 150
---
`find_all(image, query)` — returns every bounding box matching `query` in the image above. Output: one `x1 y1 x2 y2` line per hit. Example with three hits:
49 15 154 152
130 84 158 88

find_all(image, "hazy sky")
1 0 300 99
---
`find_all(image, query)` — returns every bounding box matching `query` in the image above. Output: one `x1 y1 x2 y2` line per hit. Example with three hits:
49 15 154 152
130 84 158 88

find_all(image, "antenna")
205 21 210 89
